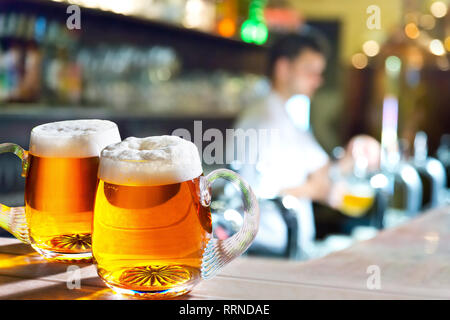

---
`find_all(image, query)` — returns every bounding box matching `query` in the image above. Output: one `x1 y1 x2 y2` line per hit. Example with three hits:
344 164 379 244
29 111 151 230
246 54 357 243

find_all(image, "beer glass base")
104 282 195 299
32 245 92 263
97 264 201 299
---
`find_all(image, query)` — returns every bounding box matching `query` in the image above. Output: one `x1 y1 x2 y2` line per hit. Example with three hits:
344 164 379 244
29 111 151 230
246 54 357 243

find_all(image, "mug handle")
0 143 30 243
200 168 259 279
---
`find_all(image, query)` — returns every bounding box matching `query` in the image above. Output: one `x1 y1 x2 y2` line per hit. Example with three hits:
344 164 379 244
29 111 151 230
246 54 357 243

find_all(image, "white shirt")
232 91 329 256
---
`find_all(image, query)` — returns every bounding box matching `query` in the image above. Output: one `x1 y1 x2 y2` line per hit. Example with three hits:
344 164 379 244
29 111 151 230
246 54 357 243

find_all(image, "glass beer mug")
328 146 376 218
92 136 260 298
0 120 121 261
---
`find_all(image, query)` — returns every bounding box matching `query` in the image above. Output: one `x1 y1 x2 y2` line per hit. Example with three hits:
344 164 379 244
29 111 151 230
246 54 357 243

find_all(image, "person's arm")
279 161 335 204
280 135 380 204
280 162 331 202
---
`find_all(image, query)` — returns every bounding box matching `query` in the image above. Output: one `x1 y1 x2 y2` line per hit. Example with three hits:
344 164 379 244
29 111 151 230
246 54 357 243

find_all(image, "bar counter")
0 205 448 300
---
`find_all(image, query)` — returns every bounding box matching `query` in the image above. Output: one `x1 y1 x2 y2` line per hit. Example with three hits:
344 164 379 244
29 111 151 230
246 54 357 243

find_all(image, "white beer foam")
30 119 121 158
99 136 202 186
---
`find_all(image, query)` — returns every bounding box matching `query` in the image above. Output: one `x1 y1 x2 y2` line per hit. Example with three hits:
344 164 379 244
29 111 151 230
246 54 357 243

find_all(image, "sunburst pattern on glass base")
31 233 93 262
47 233 92 250
119 265 192 287
98 264 200 299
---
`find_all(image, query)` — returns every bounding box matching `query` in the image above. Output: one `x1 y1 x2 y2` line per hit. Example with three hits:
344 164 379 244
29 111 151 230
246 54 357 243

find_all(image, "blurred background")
0 0 449 259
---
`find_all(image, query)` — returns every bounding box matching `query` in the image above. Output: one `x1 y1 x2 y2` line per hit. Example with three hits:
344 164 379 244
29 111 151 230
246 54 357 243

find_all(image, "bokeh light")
404 12 420 24
429 39 445 56
430 1 448 18
385 56 402 77
240 19 268 45
217 18 236 37
352 53 368 69
419 14 436 30
406 47 424 69
362 40 380 57
445 36 450 51
436 57 450 71
404 23 420 39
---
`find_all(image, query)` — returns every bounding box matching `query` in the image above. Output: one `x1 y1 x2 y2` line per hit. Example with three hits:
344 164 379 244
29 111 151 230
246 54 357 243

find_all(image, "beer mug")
0 120 121 261
329 150 375 217
92 136 260 298
330 173 375 217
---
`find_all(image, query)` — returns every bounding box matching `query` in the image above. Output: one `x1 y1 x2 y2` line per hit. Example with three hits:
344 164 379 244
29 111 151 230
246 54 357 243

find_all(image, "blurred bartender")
233 31 380 259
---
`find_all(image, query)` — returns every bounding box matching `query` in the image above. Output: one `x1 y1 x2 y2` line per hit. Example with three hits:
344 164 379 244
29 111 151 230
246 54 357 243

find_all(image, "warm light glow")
445 36 450 51
404 23 420 39
404 12 420 24
419 14 436 30
362 40 380 57
105 0 136 15
429 39 446 56
351 53 368 69
56 0 217 32
417 33 431 47
407 47 424 69
54 0 138 15
184 0 207 28
76 289 116 300
430 1 448 18
0 253 41 269
217 18 236 37
183 0 216 31
436 57 450 71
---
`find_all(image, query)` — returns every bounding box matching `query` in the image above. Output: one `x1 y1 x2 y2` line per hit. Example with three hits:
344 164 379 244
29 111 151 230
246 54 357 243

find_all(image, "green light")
241 19 256 43
385 56 402 77
240 19 268 45
249 1 265 20
253 22 268 44
241 0 268 45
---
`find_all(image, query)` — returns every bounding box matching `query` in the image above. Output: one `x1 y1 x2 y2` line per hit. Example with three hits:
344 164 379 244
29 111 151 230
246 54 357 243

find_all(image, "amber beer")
25 120 121 261
340 183 375 217
92 136 212 297
341 193 375 217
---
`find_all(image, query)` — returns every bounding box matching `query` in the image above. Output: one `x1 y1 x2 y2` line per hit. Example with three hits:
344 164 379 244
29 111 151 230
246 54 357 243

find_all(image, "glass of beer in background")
0 119 121 262
328 143 376 217
93 136 259 298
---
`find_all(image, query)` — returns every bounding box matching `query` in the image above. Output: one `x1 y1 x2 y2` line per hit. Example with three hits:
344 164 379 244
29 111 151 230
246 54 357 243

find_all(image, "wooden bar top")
0 205 448 300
